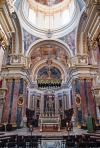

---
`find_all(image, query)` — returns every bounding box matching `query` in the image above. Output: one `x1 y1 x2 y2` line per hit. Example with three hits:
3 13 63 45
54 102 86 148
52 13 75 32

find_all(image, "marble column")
28 90 31 108
62 94 64 117
63 93 67 110
40 94 44 115
96 106 100 124
55 94 58 115
0 46 4 71
2 79 12 123
32 95 35 110
29 95 33 109
68 92 72 109
0 105 3 123
34 95 37 116
0 78 7 123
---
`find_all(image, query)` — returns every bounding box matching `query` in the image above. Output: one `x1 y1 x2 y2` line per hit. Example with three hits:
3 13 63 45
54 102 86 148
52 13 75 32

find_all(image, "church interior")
0 0 100 147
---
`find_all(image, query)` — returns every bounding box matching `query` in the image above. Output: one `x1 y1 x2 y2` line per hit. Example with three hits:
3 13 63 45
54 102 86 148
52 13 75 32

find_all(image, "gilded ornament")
0 30 7 48
75 94 81 107
92 38 98 50
17 95 24 107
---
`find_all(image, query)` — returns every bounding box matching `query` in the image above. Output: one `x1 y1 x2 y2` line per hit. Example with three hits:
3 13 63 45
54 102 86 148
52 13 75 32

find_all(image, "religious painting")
35 0 64 6
44 94 55 114
37 66 61 79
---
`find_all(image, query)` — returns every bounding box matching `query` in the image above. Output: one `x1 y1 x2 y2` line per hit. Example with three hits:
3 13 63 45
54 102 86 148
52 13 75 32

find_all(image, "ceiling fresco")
35 0 64 6
23 29 40 54
30 44 68 67
27 0 75 32
60 29 76 55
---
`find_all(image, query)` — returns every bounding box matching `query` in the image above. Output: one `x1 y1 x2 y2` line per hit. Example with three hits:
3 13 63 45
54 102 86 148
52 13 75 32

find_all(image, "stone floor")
0 127 87 137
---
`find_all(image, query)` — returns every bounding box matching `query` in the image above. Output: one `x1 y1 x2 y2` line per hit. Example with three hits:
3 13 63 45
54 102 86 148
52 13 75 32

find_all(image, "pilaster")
40 94 44 114
55 94 58 115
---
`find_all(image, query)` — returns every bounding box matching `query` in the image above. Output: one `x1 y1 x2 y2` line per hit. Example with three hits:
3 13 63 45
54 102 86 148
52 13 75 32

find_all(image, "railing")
37 79 62 88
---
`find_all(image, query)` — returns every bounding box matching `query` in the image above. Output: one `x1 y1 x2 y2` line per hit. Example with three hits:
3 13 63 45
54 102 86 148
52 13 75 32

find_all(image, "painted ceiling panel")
35 0 64 6
30 44 68 67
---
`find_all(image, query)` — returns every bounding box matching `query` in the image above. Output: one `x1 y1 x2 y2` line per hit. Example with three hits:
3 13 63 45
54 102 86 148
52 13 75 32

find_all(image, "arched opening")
28 40 71 83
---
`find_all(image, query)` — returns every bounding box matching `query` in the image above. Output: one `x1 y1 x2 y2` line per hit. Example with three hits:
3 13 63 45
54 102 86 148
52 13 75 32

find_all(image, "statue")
46 95 54 114
87 35 98 65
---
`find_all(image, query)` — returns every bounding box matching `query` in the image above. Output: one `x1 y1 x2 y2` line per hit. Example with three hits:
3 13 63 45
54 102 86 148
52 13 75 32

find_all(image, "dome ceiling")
17 0 79 38
28 0 75 30
35 0 64 6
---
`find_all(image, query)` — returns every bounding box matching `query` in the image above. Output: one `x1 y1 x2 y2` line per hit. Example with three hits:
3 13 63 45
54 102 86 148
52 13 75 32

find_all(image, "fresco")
23 29 39 53
30 44 68 67
37 66 61 79
60 29 76 55
35 0 64 6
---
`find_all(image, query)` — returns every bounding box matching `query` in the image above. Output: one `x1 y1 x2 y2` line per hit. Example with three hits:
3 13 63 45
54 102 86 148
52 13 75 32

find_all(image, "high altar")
39 93 60 132
39 114 60 132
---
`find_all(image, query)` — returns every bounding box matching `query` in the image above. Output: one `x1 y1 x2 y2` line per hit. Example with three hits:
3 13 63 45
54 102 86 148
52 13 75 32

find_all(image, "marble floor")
0 127 87 137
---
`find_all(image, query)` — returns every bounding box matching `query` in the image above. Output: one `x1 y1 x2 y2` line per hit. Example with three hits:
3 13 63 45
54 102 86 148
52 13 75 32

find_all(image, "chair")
6 124 12 131
29 141 38 148
17 141 26 148
96 142 100 147
87 142 97 147
0 142 7 147
24 136 31 146
8 142 16 148
8 136 17 143
17 136 24 142
24 136 31 142
76 135 82 143
66 142 75 147
79 142 87 148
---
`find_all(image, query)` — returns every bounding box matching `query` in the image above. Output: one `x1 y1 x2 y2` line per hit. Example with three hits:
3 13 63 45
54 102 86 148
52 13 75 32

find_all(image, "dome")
16 0 80 38
34 0 64 6
28 0 75 30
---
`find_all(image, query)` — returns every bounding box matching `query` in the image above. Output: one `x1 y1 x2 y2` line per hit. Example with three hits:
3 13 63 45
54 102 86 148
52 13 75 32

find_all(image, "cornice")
66 65 98 86
28 0 74 14
0 70 30 83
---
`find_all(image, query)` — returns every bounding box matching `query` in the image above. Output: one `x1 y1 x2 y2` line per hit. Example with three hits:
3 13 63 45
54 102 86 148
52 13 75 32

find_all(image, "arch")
31 59 66 82
76 8 87 54
26 38 73 57
12 12 23 54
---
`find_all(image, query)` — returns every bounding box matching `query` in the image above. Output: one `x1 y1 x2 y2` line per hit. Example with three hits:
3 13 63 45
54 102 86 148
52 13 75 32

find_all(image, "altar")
39 115 60 132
